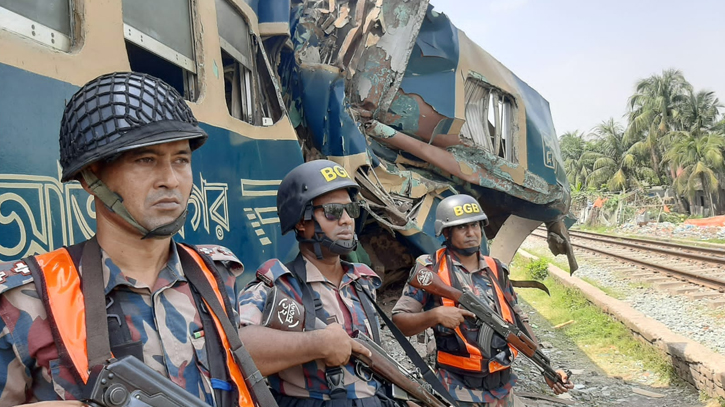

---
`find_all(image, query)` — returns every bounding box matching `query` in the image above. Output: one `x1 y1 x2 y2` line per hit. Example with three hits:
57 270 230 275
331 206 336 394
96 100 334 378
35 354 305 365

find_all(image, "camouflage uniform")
0 242 243 406
392 253 519 406
238 257 383 402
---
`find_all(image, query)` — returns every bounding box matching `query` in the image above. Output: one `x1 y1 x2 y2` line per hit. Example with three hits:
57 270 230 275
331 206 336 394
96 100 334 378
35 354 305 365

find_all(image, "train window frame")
122 0 198 101
0 0 72 51
461 73 519 164
216 0 284 126
216 0 255 124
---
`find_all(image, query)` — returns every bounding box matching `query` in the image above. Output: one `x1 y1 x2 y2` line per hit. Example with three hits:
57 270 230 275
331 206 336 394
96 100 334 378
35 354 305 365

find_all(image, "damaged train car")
0 0 575 285
257 0 578 282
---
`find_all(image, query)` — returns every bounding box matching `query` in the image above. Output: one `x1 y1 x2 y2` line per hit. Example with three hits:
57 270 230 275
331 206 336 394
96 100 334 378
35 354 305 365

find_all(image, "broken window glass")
217 0 255 123
216 0 283 126
461 75 518 163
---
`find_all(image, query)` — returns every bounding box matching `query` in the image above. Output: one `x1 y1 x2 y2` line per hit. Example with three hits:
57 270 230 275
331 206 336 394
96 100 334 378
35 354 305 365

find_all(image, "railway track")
530 229 725 294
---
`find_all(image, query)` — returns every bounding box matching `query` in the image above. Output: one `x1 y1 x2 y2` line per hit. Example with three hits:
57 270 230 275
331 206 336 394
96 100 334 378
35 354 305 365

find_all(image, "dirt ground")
376 286 710 407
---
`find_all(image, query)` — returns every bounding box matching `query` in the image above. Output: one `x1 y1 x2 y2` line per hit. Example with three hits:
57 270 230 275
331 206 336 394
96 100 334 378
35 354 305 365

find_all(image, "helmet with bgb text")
277 159 359 235
434 194 489 237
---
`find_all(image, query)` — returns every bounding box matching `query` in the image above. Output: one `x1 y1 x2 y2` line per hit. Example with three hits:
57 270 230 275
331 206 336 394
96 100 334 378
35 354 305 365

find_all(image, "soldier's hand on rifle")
432 306 476 329
545 369 574 395
317 323 371 366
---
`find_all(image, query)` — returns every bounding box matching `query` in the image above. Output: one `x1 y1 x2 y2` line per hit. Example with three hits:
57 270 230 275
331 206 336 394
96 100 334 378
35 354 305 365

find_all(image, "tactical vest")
432 248 519 387
27 244 254 407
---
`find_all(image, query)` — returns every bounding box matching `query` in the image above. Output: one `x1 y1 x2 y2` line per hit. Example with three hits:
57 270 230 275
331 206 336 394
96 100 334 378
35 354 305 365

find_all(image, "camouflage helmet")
434 194 488 237
277 160 359 234
59 72 208 182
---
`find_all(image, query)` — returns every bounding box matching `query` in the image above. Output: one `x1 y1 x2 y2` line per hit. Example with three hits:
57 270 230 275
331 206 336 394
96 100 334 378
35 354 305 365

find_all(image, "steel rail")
562 230 725 263
570 229 725 257
530 231 725 292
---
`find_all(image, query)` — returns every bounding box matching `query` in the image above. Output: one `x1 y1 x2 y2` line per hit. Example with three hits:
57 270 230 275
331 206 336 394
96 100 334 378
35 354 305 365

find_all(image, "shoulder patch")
351 263 382 289
196 245 244 276
255 259 292 287
415 254 434 267
0 260 35 295
499 261 510 275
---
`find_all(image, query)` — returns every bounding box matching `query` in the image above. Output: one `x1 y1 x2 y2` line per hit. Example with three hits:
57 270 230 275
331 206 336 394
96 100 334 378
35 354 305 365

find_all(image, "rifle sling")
487 258 539 345
284 253 349 400
285 253 324 331
356 287 461 407
178 246 279 407
82 237 114 369
352 280 381 345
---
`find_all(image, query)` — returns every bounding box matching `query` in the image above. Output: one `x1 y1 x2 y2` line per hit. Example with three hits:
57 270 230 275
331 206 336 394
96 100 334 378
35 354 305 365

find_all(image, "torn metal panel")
381 89 467 148
348 0 429 117
278 0 575 276
289 0 427 115
366 120 566 208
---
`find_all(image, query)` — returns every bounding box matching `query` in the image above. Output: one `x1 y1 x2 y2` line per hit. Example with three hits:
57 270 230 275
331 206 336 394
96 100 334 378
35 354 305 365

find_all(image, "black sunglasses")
312 202 362 221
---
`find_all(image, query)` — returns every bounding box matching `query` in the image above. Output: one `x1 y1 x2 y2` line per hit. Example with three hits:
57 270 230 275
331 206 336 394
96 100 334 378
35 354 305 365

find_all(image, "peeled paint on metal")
367 120 565 208
280 0 573 257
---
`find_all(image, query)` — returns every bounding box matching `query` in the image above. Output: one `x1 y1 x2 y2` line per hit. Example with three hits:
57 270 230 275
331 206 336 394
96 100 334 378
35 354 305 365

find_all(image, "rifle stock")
409 267 571 385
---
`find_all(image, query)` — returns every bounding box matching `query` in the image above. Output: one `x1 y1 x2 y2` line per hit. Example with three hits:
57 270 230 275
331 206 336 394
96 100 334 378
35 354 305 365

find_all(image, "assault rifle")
408 267 571 386
83 355 209 407
351 331 447 407
261 287 450 407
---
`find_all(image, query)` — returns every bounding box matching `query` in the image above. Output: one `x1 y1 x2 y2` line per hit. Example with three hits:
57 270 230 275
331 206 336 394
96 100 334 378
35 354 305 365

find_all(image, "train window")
253 37 285 124
122 0 198 100
216 0 254 123
461 75 518 164
0 0 72 51
216 0 283 125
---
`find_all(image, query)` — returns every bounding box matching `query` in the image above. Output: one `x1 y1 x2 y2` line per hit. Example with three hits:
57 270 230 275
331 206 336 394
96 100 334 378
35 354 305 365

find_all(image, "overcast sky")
430 0 725 136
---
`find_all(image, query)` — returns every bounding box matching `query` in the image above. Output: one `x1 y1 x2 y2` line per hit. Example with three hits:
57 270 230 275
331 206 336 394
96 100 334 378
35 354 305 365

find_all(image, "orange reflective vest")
434 248 518 375
31 245 254 407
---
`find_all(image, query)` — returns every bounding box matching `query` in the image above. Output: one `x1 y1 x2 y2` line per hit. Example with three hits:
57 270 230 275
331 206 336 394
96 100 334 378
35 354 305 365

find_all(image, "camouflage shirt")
238 256 382 400
0 241 243 406
391 252 518 404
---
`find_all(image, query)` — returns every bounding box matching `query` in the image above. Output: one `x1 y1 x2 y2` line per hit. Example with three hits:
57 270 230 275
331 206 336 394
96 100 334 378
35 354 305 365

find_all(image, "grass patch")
520 246 571 273
572 225 614 234
524 258 549 281
700 392 725 407
510 254 676 386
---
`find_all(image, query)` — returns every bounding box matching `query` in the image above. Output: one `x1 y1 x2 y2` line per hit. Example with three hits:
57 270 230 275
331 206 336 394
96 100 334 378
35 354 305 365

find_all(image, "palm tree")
664 89 724 215
713 117 725 134
585 119 646 191
664 131 725 215
626 69 692 180
676 89 721 133
560 130 586 161
560 131 590 188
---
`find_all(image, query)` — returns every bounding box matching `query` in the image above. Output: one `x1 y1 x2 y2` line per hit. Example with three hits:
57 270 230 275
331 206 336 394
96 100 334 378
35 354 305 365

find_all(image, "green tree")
560 131 590 188
585 119 647 191
626 69 692 180
664 88 724 214
676 89 721 133
664 131 725 215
